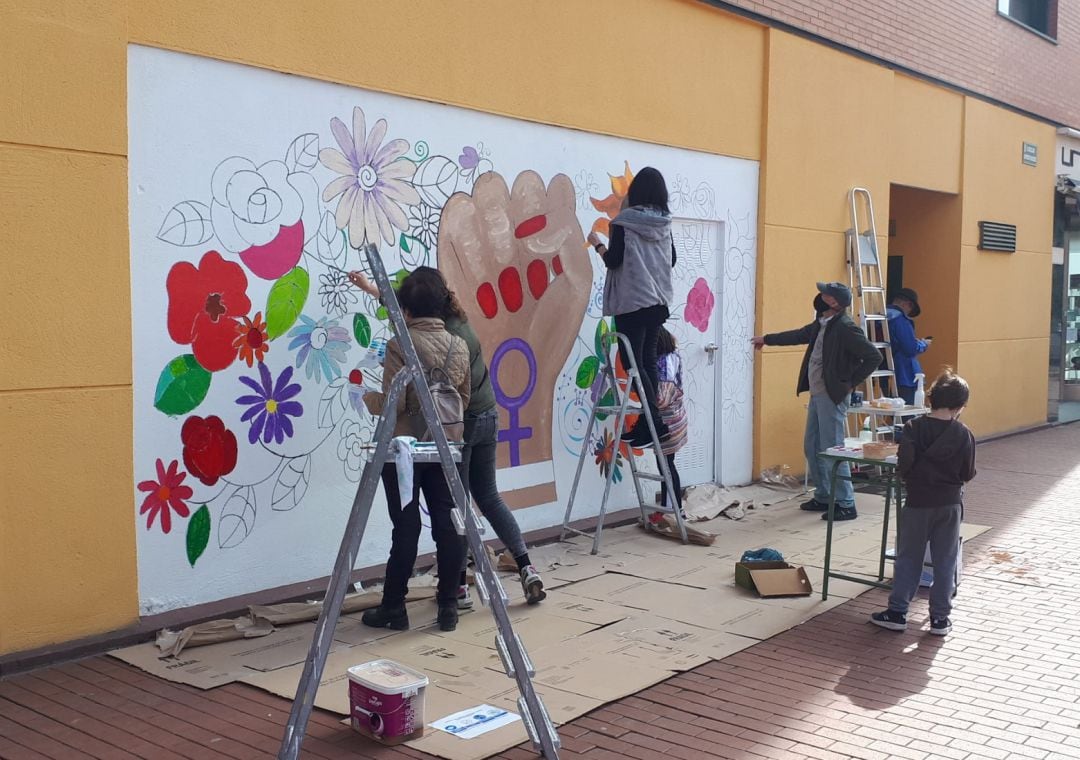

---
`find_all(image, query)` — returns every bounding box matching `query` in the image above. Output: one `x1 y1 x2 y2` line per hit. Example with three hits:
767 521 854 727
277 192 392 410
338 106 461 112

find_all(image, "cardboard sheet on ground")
606 614 757 660
109 622 348 688
431 605 599 653
240 646 375 714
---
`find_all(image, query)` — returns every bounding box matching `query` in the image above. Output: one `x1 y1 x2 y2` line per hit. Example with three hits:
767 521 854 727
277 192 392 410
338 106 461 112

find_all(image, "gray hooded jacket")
602 207 674 316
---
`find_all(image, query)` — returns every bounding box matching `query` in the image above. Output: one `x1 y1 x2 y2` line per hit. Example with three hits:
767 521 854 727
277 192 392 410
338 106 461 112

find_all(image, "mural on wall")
130 46 757 613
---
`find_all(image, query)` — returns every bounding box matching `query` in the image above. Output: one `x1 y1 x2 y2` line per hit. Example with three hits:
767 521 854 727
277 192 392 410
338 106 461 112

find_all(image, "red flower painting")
167 251 251 372
181 415 238 486
138 459 193 534
234 311 269 367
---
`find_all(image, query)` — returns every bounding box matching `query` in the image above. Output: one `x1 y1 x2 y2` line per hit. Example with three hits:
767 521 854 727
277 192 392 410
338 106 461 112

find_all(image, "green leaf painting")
594 319 611 358
154 355 212 416
353 314 372 348
595 388 616 421
399 232 411 254
265 267 309 340
576 356 600 389
186 505 211 567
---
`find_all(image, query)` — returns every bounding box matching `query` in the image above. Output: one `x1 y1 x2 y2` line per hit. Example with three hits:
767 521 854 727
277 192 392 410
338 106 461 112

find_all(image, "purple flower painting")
235 363 304 444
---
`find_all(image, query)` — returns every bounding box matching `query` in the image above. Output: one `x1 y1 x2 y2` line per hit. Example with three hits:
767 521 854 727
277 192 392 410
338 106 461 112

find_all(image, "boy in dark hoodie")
871 369 976 636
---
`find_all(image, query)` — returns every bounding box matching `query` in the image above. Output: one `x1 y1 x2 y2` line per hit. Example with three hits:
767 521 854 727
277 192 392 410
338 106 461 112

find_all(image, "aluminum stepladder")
560 332 687 554
846 188 899 441
279 244 560 760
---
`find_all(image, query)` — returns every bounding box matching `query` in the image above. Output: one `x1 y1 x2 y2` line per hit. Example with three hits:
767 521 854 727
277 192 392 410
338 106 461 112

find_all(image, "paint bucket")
348 660 429 744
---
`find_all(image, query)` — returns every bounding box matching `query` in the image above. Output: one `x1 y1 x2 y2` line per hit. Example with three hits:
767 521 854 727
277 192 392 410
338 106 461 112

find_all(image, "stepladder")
278 244 560 760
846 187 929 443
560 331 688 554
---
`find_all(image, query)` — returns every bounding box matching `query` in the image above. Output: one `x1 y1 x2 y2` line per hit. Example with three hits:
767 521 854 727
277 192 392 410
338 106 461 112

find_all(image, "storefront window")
1064 236 1080 394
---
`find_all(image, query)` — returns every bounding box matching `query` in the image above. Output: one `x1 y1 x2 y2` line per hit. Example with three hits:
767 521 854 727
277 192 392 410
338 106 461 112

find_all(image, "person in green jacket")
752 282 881 521
349 267 546 606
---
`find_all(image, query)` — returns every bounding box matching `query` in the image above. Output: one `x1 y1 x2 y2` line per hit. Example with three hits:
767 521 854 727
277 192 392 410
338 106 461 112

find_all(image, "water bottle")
860 416 873 442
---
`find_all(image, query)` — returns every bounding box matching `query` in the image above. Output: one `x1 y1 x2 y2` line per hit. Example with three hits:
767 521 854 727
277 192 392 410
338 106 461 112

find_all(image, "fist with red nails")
439 170 591 500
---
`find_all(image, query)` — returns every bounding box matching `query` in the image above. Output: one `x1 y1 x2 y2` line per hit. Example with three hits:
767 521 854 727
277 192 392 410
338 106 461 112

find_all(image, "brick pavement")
3 424 1080 759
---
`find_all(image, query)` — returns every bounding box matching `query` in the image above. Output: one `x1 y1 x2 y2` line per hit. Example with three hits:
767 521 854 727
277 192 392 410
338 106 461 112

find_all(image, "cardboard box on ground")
109 480 993 760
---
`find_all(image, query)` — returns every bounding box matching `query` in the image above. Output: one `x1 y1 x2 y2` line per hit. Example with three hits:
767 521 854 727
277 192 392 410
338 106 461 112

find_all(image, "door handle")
704 342 719 365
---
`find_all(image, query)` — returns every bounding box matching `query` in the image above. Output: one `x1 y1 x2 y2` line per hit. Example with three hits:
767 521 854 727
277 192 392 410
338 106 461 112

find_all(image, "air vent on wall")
978 221 1017 252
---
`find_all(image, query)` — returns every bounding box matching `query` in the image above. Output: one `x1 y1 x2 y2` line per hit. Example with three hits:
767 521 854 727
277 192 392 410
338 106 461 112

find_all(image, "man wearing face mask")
751 282 882 521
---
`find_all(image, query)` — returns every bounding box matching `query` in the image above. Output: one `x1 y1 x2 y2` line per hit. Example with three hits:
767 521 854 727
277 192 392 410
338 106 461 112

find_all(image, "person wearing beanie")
752 282 882 521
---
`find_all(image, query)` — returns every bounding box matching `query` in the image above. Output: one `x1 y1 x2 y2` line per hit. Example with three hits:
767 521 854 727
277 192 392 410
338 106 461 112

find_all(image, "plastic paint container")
348 660 429 744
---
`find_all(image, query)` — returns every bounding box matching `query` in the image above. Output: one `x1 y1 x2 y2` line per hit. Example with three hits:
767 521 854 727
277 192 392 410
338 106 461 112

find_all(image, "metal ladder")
846 188 897 439
279 244 560 760
560 332 687 554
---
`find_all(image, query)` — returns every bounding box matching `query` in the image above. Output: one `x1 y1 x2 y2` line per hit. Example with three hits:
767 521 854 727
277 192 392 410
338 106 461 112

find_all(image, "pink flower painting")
684 278 715 333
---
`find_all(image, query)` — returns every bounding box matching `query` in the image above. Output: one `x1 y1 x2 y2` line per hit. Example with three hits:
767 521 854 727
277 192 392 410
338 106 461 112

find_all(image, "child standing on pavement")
871 369 976 636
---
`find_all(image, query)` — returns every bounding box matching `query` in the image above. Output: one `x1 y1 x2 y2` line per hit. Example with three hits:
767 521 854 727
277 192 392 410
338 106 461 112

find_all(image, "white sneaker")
456 584 474 611
520 566 546 605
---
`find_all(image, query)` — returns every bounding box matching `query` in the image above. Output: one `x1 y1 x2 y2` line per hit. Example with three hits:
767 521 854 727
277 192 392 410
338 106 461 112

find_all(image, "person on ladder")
349 268 546 608
751 282 881 522
587 167 676 450
885 288 931 406
357 271 472 632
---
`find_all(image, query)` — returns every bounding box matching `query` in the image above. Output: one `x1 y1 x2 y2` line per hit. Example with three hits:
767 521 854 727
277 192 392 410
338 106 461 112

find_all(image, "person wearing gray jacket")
587 167 677 450
752 282 882 521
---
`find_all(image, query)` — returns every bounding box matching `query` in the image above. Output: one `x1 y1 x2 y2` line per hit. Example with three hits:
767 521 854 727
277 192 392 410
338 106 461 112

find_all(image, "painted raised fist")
439 170 590 508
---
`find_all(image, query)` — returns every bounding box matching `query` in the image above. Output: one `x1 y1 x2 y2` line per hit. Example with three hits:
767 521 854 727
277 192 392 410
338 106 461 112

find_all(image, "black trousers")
659 453 683 511
379 463 464 607
614 306 668 434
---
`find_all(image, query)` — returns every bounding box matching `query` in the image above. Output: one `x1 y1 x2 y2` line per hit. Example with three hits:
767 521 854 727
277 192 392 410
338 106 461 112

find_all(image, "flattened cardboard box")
735 561 813 597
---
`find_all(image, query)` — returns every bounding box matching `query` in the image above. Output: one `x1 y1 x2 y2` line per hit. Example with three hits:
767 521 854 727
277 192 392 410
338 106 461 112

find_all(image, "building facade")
0 0 1067 661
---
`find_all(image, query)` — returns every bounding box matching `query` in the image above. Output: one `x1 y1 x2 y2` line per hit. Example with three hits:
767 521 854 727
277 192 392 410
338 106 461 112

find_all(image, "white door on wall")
669 217 723 486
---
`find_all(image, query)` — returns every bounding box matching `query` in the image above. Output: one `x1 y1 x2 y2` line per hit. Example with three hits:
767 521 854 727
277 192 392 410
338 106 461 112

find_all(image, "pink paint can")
347 659 429 745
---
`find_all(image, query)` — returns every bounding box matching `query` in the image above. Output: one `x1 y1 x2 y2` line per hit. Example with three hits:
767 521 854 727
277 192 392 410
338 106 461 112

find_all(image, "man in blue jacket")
887 288 931 405
752 282 882 521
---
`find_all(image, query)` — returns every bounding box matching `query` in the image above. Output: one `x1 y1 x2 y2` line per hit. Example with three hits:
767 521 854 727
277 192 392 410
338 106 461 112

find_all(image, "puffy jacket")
764 311 882 404
365 317 471 438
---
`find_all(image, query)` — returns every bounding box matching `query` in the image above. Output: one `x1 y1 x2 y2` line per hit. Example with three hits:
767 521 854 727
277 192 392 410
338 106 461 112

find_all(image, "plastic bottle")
913 373 926 408
860 416 873 442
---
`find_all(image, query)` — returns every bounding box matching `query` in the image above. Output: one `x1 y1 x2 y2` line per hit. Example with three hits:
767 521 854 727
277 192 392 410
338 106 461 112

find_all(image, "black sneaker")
822 506 858 521
361 604 409 630
437 604 459 632
870 609 907 632
800 498 828 512
929 617 952 636
619 424 641 442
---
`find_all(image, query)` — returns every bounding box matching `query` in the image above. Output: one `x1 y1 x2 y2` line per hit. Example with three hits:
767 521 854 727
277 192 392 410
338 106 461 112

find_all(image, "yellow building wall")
0 0 765 655
0 1 1056 655
956 98 1054 437
888 186 963 378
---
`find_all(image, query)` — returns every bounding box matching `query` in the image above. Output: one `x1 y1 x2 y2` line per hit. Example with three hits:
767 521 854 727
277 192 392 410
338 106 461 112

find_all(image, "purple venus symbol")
489 337 538 467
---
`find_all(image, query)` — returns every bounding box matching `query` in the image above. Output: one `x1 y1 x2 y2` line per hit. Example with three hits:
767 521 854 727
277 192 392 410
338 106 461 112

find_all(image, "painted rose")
167 251 251 372
210 157 319 280
181 415 238 486
137 459 193 534
684 277 715 333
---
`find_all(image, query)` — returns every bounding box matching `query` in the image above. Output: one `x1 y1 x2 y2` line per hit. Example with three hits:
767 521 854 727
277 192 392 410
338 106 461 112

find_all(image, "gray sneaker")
520 565 546 605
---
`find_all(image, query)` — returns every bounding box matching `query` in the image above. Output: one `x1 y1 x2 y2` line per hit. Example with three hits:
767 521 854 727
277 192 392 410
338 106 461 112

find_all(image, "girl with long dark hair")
587 167 676 449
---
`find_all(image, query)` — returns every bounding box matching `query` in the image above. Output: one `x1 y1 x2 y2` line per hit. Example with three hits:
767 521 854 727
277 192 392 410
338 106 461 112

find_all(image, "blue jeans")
805 393 854 507
460 409 528 565
888 504 962 618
